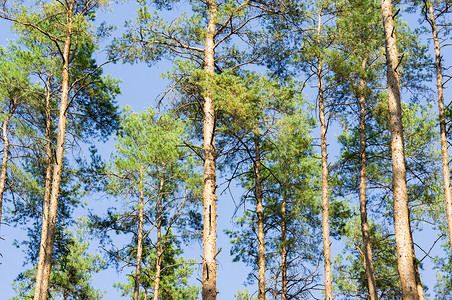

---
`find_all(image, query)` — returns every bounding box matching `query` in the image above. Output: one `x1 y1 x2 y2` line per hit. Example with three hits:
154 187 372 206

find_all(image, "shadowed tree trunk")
202 1 218 298
380 0 420 298
357 58 378 300
425 0 452 257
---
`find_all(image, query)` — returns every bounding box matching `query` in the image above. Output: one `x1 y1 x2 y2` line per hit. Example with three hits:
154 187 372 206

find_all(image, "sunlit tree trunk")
34 2 73 299
281 183 287 300
34 76 54 298
317 10 332 298
153 174 165 300
254 136 266 300
426 0 452 256
202 0 218 299
0 99 17 225
380 0 420 298
133 165 145 300
357 59 378 300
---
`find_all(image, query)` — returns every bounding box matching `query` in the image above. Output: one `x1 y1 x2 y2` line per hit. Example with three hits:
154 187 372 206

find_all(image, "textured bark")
318 63 332 300
34 3 73 299
34 77 54 299
153 175 165 300
202 0 218 298
357 59 378 300
426 0 452 256
133 166 145 300
0 100 17 225
317 10 332 299
281 185 287 300
254 137 266 300
380 0 419 298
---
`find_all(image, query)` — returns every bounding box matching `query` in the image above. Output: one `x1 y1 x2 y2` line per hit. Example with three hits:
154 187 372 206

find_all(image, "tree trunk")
34 2 73 299
357 59 378 300
380 1 419 298
426 0 452 256
153 174 165 300
133 165 145 300
318 60 332 300
316 10 332 299
0 100 17 225
34 76 54 299
281 184 287 300
202 0 218 299
254 136 266 300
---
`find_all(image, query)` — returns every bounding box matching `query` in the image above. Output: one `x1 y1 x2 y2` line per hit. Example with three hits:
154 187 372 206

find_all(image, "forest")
0 0 451 299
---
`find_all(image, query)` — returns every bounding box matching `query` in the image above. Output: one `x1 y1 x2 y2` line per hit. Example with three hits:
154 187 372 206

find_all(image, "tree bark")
254 136 266 300
426 0 452 256
153 174 165 300
34 76 54 299
281 183 287 300
317 10 332 298
202 0 218 299
34 2 73 299
357 59 378 300
133 165 145 300
380 0 420 298
0 100 17 225
318 59 332 300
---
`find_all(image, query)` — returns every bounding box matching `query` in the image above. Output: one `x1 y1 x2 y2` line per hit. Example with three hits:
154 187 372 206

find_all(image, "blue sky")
0 1 449 299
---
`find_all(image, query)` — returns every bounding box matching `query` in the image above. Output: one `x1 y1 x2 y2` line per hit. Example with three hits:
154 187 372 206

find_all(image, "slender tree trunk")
426 0 452 256
254 136 266 300
202 0 218 299
380 1 419 298
357 59 378 300
317 10 332 298
133 165 145 300
318 60 332 300
0 100 17 225
411 230 425 300
34 77 54 298
281 184 287 300
34 3 73 299
153 175 165 300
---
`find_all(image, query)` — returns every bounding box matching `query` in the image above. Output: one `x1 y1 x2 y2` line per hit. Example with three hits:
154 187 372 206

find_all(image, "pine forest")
1 0 452 299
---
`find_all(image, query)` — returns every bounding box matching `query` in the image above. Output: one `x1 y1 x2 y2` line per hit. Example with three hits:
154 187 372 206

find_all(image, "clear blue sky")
0 1 448 299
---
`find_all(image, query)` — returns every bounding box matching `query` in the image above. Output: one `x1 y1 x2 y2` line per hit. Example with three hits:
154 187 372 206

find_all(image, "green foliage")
12 218 106 300
333 215 401 299
114 234 199 300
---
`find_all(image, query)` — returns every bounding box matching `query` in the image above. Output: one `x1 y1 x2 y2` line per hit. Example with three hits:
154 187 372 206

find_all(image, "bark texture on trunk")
357 60 378 300
380 1 419 298
426 0 452 256
153 175 165 300
281 186 287 300
34 78 54 299
202 1 218 298
254 137 266 300
34 3 73 299
316 10 332 299
0 101 17 225
133 166 145 300
318 62 332 300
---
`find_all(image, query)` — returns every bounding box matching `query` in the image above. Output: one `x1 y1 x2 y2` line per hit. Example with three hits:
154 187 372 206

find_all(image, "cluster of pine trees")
1 0 452 299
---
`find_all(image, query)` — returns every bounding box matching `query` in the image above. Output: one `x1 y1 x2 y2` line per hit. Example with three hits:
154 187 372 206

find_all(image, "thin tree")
423 0 452 256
